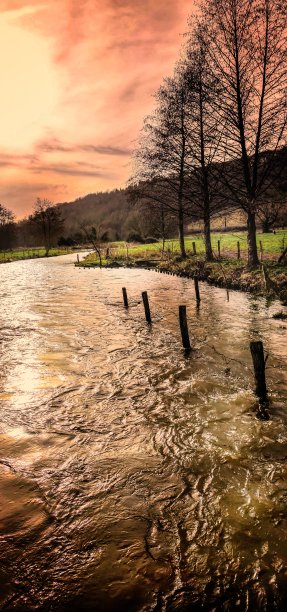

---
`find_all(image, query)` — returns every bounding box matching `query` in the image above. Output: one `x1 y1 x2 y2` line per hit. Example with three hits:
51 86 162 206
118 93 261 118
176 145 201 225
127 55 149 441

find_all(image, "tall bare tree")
129 71 195 258
198 0 287 266
29 198 64 256
181 39 225 260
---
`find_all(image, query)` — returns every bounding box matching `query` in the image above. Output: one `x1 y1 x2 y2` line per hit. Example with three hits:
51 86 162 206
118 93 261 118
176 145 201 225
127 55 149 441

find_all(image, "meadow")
81 230 287 266
0 247 72 263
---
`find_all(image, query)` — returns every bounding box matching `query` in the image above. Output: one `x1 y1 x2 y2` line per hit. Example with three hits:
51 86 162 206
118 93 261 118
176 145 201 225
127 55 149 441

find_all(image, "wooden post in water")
142 291 151 323
237 241 241 260
179 306 191 351
122 287 128 308
192 241 197 256
194 277 200 303
250 341 268 403
218 240 221 258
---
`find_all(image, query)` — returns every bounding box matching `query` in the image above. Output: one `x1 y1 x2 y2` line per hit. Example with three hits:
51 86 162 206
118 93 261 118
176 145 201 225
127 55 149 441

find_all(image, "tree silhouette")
29 198 64 256
198 0 287 266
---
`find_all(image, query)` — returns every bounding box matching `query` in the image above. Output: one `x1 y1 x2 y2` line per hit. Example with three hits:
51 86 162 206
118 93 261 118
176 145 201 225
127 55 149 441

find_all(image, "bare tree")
29 198 64 256
198 0 287 266
80 222 104 267
129 71 195 258
182 39 225 260
141 200 176 252
0 203 14 226
257 199 285 232
0 203 15 250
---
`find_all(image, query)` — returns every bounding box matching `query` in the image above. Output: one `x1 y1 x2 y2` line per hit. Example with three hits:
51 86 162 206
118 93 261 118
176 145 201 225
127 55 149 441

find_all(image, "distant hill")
57 189 131 240
55 148 287 242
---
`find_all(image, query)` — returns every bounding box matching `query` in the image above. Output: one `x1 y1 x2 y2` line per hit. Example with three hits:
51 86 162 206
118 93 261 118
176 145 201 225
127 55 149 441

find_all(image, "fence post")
218 240 221 258
192 241 197 255
122 287 128 308
260 240 263 261
250 341 268 403
194 277 200 303
142 291 152 323
237 241 240 260
179 306 191 351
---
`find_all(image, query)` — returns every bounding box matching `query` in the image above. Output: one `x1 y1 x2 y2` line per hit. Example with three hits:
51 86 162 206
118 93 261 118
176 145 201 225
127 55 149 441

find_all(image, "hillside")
54 148 287 242
57 189 130 240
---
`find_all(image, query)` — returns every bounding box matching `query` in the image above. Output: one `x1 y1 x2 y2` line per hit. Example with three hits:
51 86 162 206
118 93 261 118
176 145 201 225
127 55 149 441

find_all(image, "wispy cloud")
35 138 132 156
33 163 110 179
0 0 192 215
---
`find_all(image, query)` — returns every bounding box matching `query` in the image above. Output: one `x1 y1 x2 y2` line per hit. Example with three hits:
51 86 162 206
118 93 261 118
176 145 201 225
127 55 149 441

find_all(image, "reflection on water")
0 254 286 610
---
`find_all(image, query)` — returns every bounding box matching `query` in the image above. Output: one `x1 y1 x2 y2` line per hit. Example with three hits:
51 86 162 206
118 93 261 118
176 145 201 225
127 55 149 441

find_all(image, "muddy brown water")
0 254 286 611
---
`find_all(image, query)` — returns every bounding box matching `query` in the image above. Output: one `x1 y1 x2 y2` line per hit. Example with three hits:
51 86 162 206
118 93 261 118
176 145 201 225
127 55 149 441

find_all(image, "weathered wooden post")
126 244 129 260
260 241 263 261
237 241 240 260
192 241 197 256
194 277 200 303
250 341 268 403
77 254 80 263
142 291 151 323
122 287 128 308
218 240 221 258
179 305 191 351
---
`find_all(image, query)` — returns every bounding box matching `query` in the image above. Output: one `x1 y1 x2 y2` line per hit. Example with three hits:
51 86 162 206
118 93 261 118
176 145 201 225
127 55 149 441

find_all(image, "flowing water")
0 254 287 611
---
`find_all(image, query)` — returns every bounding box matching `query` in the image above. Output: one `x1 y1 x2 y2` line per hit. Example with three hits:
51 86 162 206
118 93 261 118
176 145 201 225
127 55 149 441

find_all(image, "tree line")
128 0 287 266
0 199 64 256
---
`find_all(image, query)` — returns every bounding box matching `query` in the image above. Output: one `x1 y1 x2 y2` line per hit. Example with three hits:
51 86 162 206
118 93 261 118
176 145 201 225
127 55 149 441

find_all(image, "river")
0 254 286 611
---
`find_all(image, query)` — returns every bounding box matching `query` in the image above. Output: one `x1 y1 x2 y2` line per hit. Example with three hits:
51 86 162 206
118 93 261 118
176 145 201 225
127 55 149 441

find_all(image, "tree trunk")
198 69 213 263
247 209 259 267
178 205 186 259
204 208 213 262
262 219 272 233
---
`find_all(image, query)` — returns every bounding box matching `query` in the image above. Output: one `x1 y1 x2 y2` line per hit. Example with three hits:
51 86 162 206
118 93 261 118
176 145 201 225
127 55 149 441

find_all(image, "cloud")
0 180 69 217
81 144 131 156
35 138 131 156
33 163 110 179
0 0 193 216
0 181 67 197
0 149 111 178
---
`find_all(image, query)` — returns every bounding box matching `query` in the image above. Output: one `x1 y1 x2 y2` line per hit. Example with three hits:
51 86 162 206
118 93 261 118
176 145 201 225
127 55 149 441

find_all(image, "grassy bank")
0 247 73 263
97 230 286 259
78 231 287 302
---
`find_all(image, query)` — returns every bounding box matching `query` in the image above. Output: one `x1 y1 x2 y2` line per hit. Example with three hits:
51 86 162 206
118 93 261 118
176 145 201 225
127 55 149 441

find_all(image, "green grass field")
82 230 287 266
0 247 72 263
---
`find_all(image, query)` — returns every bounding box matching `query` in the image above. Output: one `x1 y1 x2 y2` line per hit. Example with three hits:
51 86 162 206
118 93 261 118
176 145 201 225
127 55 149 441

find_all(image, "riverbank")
0 247 74 263
78 251 287 303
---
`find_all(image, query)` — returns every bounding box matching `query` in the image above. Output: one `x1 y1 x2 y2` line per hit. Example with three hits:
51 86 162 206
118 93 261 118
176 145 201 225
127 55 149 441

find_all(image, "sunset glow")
0 1 192 217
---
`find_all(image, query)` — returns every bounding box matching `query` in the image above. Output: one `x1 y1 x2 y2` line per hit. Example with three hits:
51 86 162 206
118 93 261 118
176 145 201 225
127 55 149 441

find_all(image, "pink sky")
0 0 192 217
